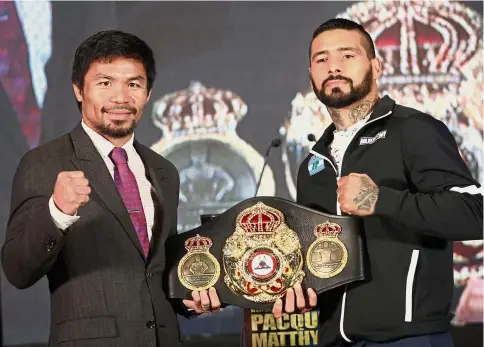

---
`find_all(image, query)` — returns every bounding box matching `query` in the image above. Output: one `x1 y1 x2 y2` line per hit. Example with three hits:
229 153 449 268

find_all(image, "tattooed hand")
337 173 379 216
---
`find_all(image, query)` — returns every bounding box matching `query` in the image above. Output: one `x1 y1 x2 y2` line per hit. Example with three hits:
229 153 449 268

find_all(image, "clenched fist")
53 171 91 216
337 173 379 216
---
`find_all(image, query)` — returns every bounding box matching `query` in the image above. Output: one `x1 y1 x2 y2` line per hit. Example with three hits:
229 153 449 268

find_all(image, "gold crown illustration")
152 81 248 136
339 1 482 87
314 221 342 238
184 234 213 252
236 202 284 234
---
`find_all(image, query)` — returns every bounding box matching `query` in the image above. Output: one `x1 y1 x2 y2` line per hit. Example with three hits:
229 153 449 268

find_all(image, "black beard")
312 68 373 109
97 119 137 139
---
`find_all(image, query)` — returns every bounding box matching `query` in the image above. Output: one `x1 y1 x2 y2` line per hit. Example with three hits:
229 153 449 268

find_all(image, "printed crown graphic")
314 221 342 238
185 234 213 252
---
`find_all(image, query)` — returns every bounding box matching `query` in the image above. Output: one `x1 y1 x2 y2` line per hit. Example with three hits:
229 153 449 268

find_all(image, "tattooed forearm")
353 177 379 211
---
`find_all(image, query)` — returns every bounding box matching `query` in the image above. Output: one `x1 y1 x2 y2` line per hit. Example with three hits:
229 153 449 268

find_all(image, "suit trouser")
334 332 454 347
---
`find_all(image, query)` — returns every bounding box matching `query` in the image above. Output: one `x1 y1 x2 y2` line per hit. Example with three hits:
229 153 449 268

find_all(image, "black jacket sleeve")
375 113 483 240
1 151 66 289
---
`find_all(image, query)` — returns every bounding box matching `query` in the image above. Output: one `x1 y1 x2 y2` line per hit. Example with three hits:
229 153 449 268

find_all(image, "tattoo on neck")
328 108 344 129
353 177 379 211
349 101 372 124
328 96 379 130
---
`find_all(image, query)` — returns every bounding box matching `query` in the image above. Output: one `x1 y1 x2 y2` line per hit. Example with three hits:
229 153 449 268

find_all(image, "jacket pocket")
55 316 118 343
405 249 420 322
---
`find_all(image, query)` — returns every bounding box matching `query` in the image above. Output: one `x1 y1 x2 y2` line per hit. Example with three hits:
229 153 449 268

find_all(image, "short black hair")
72 30 156 111
309 18 376 61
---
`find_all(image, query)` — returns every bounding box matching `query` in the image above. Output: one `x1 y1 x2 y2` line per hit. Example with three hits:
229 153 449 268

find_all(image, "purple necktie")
109 147 150 257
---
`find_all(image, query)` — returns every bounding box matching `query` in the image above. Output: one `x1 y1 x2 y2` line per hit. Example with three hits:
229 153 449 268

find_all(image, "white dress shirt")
49 121 156 240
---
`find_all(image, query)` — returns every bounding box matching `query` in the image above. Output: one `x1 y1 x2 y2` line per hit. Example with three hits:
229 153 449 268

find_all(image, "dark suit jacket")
2 123 185 347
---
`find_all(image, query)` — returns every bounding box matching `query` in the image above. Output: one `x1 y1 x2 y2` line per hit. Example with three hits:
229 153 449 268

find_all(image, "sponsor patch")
359 130 387 145
308 155 325 176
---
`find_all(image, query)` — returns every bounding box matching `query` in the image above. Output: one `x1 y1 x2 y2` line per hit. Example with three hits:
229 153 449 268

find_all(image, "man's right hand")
272 282 317 319
53 171 91 216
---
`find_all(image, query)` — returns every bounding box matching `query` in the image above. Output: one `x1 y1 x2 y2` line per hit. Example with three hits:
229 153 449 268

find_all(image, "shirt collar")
81 121 135 161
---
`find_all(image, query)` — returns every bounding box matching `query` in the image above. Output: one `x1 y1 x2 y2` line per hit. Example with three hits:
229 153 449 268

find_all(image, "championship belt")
164 197 368 310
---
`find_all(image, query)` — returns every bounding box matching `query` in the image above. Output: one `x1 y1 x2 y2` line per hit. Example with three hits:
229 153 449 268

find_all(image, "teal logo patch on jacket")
308 155 325 176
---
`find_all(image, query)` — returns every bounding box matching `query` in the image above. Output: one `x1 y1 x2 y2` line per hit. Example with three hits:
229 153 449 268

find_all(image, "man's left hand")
183 287 221 313
337 173 379 216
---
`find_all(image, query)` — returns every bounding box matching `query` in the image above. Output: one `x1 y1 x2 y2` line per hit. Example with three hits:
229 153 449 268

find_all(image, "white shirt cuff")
48 196 80 231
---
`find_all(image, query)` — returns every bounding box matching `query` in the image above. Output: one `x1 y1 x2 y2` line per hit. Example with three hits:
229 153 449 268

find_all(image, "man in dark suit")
1 30 220 346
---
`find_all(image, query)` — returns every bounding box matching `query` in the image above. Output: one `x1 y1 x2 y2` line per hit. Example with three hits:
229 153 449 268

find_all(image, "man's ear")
371 57 383 81
73 84 83 102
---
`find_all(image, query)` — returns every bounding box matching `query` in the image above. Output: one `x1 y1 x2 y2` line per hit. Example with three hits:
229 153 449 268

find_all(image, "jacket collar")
312 95 396 154
70 122 165 171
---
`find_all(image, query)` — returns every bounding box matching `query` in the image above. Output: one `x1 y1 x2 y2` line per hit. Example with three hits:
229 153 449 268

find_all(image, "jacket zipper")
309 110 392 342
308 151 342 213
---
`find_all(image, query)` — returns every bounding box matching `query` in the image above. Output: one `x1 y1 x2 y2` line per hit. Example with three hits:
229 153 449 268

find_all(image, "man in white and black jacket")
271 18 483 347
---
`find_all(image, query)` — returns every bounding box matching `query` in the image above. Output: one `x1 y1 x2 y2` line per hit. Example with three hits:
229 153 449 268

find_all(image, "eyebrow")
94 74 114 80
127 75 146 82
311 47 362 61
94 74 146 81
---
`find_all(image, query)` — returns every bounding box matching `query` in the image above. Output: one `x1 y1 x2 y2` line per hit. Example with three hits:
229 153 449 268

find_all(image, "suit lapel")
134 142 172 258
155 169 175 245
69 124 146 259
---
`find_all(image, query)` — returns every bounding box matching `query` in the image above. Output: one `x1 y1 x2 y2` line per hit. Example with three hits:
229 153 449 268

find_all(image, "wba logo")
359 130 387 145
